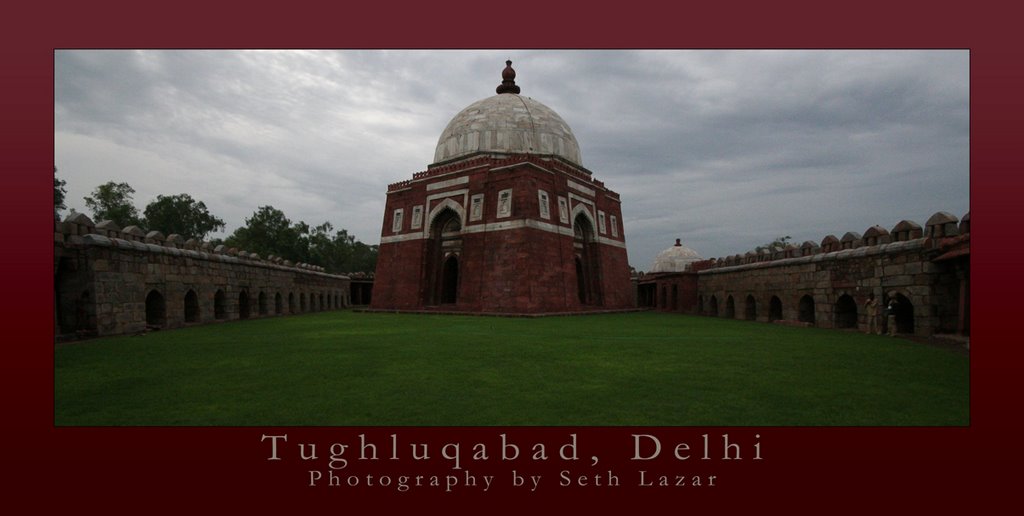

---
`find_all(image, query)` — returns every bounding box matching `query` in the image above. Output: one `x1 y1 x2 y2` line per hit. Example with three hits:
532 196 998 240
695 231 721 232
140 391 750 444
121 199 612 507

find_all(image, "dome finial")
496 59 521 95
675 238 682 247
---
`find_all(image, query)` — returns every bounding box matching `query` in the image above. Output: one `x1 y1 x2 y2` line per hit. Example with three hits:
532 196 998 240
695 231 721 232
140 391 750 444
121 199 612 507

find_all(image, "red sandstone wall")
371 155 632 313
598 245 633 309
370 238 425 310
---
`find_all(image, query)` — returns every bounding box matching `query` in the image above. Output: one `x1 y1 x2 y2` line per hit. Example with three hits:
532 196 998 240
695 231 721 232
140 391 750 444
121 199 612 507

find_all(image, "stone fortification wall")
55 213 351 339
675 211 968 337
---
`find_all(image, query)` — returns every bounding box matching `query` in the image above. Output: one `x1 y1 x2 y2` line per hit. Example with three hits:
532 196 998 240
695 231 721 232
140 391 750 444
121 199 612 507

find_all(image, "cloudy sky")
54 50 969 269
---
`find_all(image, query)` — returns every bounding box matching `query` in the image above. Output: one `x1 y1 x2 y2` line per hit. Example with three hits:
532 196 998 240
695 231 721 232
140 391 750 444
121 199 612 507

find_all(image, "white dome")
433 93 582 166
650 240 704 273
432 62 582 166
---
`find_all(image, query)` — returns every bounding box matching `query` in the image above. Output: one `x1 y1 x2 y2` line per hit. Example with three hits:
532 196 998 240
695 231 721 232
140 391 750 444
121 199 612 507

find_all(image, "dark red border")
5 2 1021 512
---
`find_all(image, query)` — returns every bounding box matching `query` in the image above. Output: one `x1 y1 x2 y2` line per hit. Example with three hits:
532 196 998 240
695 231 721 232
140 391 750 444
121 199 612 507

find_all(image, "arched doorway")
671 284 678 311
184 289 199 323
258 291 267 315
288 292 295 314
745 295 757 321
769 296 783 322
798 295 816 325
658 284 666 309
77 290 94 334
214 289 226 320
573 213 601 306
145 290 166 328
835 294 857 329
300 293 307 312
725 295 736 319
698 295 704 314
709 296 719 317
239 290 250 319
426 208 463 305
441 255 459 304
887 293 915 334
582 258 595 305
275 292 283 315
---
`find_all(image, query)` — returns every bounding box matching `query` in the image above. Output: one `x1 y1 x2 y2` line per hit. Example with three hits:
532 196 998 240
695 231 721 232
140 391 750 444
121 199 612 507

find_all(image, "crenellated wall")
638 211 970 337
54 213 351 339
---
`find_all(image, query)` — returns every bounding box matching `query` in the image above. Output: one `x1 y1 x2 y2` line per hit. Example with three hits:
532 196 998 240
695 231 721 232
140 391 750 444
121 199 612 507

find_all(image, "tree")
759 235 792 251
84 181 143 228
306 221 338 269
54 167 67 215
143 193 225 240
225 205 378 273
225 206 305 260
349 241 378 273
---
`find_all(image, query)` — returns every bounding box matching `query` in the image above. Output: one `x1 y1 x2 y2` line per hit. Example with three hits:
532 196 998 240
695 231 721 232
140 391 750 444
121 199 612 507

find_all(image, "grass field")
54 311 969 426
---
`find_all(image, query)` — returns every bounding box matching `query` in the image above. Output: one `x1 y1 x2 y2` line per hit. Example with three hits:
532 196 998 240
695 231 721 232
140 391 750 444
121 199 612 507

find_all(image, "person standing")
864 293 880 335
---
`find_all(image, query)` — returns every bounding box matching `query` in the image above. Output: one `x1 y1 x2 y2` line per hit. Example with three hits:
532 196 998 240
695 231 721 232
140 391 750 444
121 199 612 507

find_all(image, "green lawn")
54 311 968 426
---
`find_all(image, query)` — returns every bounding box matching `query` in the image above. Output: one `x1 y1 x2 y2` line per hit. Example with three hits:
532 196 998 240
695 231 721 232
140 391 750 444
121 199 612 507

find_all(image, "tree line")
55 169 377 273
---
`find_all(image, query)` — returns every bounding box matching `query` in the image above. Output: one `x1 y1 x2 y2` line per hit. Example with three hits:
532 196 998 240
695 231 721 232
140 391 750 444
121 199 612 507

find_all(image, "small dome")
433 61 581 165
650 239 704 273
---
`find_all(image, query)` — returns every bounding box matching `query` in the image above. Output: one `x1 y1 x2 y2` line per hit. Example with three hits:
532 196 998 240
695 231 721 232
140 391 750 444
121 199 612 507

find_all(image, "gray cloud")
55 50 968 269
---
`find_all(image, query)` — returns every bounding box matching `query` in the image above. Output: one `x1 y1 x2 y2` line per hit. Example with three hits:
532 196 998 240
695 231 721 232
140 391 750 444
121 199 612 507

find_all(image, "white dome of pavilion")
650 239 704 273
432 61 582 166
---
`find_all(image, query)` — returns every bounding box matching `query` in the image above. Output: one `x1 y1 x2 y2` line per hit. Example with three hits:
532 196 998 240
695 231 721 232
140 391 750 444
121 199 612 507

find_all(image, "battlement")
635 209 970 338
55 212 355 340
56 213 344 279
695 210 969 273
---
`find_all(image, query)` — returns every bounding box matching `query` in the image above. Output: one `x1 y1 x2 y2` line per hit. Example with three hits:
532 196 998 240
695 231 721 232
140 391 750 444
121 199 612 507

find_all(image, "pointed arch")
798 295 816 325
214 289 226 320
425 198 466 236
769 296 783 322
238 290 250 319
573 211 601 306
184 289 199 323
145 289 166 328
570 202 596 231
441 254 459 304
885 291 915 334
425 206 464 305
835 294 858 329
745 295 757 321
585 258 597 305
